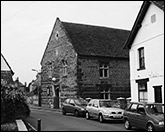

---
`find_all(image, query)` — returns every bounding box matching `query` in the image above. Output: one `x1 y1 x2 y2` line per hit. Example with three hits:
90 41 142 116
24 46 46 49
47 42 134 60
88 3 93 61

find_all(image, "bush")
1 85 31 123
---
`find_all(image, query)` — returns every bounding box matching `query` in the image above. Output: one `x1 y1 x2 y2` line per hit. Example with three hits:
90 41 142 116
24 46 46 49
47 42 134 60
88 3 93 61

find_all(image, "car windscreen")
146 104 164 114
74 99 87 106
99 100 119 108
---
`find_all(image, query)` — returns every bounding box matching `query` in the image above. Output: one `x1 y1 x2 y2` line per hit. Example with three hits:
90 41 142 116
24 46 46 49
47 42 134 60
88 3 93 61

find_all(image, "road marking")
27 122 37 131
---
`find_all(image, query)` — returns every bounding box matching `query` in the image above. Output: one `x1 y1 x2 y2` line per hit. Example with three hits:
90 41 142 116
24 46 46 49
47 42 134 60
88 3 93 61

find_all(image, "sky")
1 1 143 84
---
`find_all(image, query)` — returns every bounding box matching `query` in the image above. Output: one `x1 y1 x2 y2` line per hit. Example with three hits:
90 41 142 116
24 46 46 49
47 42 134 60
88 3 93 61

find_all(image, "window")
47 87 51 96
139 83 148 102
137 105 145 114
129 104 138 112
55 48 58 56
138 47 145 70
136 79 149 102
69 99 74 104
101 90 110 99
99 63 109 78
65 99 70 104
62 59 68 76
55 31 59 40
93 100 98 107
151 14 156 23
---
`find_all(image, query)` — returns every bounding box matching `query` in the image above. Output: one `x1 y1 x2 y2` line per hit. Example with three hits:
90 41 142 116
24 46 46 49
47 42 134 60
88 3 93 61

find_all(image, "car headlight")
102 110 109 115
159 121 164 126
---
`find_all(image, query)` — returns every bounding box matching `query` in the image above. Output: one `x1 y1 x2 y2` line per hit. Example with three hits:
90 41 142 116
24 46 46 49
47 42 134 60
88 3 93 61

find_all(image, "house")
124 1 164 103
13 77 28 93
1 53 14 86
27 73 41 106
40 18 131 108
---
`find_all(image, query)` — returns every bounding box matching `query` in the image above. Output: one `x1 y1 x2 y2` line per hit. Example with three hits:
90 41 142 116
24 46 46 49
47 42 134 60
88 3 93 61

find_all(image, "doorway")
153 86 162 103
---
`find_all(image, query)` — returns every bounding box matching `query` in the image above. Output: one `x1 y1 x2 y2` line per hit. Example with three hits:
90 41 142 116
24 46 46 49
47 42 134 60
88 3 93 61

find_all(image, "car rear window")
146 104 164 114
74 99 87 105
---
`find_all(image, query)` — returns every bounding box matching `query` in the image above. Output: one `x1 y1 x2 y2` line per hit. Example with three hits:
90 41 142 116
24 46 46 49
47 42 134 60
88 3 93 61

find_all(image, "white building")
124 1 164 103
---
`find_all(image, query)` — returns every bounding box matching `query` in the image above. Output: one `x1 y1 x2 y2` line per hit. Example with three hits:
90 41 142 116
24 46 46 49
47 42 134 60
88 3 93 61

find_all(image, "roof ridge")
61 21 130 32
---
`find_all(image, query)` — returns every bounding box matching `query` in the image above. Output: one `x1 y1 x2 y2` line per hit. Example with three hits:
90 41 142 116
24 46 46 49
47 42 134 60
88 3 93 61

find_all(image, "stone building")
40 18 131 107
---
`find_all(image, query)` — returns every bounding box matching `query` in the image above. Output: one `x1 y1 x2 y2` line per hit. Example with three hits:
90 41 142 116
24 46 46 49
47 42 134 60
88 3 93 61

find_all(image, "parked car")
85 99 124 123
61 98 87 117
123 102 164 131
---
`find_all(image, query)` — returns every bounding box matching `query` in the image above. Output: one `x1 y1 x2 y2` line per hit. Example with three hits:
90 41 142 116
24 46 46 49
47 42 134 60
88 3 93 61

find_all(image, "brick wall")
77 56 130 100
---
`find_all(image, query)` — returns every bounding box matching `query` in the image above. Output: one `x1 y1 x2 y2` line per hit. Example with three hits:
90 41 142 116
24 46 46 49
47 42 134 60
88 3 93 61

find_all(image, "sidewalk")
21 104 62 131
29 104 62 113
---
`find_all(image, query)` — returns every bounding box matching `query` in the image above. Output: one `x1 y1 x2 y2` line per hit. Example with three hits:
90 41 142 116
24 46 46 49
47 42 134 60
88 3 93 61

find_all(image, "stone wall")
77 56 130 100
41 19 78 104
41 18 130 106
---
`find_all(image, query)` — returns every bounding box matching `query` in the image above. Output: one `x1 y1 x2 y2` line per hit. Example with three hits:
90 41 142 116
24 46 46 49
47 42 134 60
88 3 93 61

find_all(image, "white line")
27 122 37 131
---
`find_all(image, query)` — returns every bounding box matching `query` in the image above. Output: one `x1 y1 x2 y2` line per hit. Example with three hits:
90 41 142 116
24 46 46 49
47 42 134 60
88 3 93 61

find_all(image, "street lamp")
51 77 61 108
32 69 41 107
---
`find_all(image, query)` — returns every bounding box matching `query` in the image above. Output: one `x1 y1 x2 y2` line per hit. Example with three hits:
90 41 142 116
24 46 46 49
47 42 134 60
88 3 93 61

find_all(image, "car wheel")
147 123 155 131
62 109 66 115
74 110 79 117
99 114 104 123
124 119 132 130
86 112 90 120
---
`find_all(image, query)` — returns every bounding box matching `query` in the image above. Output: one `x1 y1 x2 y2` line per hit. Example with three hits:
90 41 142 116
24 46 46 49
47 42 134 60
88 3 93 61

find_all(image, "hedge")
1 85 31 123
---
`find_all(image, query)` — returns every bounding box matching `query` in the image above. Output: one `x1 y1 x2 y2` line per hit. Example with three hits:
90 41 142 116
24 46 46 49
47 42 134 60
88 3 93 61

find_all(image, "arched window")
99 63 109 78
62 59 68 76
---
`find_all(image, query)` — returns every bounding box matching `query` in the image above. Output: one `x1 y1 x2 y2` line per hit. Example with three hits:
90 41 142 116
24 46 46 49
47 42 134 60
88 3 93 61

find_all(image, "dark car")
123 102 164 131
61 98 87 117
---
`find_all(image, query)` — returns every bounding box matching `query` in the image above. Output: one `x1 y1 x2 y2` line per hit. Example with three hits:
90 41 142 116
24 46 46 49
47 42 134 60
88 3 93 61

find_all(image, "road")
24 108 142 131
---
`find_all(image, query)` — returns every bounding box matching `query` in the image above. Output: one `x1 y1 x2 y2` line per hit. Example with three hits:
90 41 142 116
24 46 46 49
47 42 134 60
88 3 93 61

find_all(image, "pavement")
29 104 62 112
16 104 61 131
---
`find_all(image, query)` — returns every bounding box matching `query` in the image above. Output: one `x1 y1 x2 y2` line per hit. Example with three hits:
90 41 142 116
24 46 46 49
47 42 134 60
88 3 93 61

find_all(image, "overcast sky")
1 1 143 84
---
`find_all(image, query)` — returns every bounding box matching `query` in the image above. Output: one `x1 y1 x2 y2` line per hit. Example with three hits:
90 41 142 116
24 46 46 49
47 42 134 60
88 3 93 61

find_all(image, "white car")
86 99 124 123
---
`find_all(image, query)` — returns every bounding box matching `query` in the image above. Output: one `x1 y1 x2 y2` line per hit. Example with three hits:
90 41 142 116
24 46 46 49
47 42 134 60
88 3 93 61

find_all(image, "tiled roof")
62 22 130 58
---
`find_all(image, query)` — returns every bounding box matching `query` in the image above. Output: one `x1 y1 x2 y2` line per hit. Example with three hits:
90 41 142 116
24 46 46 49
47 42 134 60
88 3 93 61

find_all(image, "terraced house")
40 18 131 108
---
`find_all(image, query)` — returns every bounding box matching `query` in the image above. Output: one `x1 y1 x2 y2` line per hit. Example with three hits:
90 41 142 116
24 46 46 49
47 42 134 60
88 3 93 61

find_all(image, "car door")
68 99 76 113
86 99 93 117
135 104 147 129
92 100 99 118
127 103 138 126
63 99 71 113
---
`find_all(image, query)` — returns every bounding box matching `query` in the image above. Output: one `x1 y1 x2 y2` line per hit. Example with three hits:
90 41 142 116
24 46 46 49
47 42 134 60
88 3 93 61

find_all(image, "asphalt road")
24 108 142 131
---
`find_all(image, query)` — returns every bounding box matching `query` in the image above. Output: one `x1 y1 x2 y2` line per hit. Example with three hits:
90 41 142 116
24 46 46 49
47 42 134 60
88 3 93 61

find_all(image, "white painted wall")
1 55 11 71
129 4 164 103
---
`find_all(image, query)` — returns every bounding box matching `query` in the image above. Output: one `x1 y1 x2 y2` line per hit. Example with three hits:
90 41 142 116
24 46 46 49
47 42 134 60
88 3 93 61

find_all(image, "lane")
25 108 141 131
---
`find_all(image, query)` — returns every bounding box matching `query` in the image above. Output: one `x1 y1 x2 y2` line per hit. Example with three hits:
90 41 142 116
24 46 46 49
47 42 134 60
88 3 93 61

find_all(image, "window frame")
62 60 68 76
138 47 145 70
136 78 149 102
99 63 109 78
